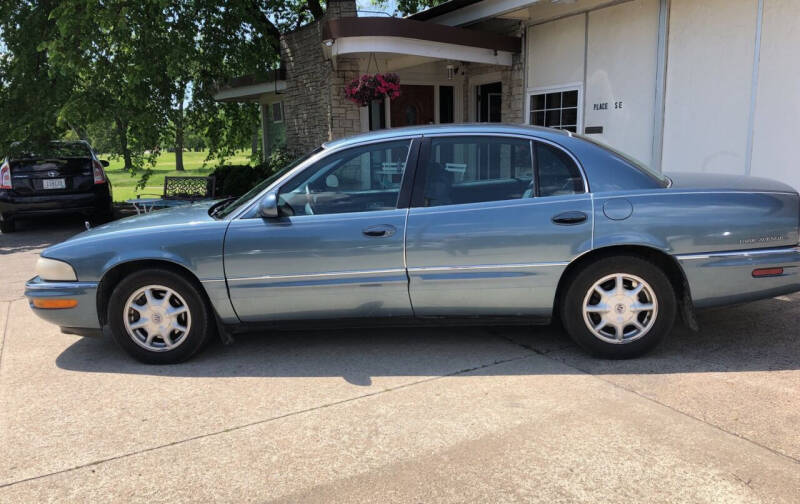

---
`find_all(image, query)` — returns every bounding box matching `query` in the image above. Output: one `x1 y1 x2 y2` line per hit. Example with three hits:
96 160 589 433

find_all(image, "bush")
211 164 254 198
212 147 297 198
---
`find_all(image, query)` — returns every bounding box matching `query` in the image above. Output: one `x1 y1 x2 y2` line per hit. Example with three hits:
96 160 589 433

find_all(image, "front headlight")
35 257 78 281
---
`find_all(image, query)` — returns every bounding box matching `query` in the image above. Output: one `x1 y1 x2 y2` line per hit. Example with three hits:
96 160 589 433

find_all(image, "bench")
127 176 216 214
162 176 216 202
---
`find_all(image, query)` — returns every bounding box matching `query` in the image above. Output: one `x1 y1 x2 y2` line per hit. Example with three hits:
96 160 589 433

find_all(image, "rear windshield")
8 142 93 160
577 135 669 187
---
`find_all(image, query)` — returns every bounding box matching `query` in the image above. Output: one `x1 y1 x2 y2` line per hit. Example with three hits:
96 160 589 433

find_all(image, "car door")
405 135 593 319
224 138 419 322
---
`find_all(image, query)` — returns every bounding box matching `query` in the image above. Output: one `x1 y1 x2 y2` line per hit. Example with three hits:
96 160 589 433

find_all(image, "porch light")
447 64 456 80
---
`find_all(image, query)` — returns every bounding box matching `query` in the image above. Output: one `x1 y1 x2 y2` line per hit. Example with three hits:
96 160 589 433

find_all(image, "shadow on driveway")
0 215 85 255
55 292 800 383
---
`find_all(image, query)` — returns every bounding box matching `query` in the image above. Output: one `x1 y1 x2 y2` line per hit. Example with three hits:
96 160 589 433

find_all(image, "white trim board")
330 36 514 67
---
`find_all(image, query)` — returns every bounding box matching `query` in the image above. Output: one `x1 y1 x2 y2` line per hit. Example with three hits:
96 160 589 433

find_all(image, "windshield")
214 147 324 219
577 135 669 187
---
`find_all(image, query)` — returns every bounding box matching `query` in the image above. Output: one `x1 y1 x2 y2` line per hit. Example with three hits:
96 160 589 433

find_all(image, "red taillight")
92 159 106 184
752 267 784 277
0 161 11 189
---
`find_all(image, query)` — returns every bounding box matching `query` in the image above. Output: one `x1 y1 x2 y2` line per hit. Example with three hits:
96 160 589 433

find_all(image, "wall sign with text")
592 101 623 111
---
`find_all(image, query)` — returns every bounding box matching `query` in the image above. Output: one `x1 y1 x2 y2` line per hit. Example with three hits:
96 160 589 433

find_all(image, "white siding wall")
661 0 759 175
584 0 660 165
750 0 800 187
527 14 585 90
516 0 800 190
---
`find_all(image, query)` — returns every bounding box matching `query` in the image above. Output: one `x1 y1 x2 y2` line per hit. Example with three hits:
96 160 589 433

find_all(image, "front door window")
278 140 411 216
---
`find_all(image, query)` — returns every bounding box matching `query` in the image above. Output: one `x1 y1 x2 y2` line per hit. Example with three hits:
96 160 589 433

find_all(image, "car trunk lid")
8 157 95 196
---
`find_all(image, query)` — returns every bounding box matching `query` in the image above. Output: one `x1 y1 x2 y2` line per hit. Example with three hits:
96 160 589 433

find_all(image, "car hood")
665 172 798 194
96 200 216 233
47 200 219 250
41 200 229 283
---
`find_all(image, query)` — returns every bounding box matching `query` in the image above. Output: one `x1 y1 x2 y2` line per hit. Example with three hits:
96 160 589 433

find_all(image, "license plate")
42 178 66 190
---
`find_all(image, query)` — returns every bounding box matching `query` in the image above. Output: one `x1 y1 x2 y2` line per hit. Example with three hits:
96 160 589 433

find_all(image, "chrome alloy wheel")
582 273 658 344
123 285 192 352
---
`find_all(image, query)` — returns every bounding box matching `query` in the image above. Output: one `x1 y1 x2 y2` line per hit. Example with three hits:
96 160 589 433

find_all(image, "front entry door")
391 85 434 127
224 139 417 322
405 135 592 318
477 82 502 122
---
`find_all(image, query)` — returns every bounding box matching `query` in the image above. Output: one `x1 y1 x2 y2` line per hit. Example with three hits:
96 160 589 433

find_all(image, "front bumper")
677 246 800 309
24 276 101 330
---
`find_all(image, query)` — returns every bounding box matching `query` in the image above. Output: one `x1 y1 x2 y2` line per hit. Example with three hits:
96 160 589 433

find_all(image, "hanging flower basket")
344 73 401 107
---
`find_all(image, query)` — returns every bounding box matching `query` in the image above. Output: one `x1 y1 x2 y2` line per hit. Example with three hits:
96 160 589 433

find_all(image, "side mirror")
258 192 280 218
100 160 110 167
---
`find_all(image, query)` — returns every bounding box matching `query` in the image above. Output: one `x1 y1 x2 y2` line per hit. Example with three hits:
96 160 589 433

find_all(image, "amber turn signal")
32 298 78 309
752 267 784 278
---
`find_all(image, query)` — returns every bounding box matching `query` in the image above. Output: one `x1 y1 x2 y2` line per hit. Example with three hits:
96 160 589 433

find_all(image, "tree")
188 0 329 162
0 1 74 153
1 0 333 187
43 1 175 182
163 1 199 171
372 0 446 16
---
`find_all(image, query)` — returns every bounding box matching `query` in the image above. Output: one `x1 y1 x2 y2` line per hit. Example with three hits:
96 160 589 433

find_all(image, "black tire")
0 219 15 234
560 255 676 359
107 268 212 364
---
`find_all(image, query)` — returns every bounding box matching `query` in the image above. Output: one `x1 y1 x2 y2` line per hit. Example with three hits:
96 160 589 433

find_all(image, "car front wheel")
108 268 212 364
560 255 676 358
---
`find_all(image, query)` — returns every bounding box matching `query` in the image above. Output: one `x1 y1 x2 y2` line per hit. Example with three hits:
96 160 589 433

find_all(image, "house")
214 0 800 190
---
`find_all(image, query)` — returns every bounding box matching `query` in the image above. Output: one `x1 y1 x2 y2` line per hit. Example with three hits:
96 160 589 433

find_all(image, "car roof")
322 123 571 150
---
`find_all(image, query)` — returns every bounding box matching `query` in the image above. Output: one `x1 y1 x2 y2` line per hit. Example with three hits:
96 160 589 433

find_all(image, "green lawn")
104 150 252 202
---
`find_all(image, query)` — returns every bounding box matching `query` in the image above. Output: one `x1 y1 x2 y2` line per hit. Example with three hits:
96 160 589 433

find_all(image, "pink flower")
344 73 402 106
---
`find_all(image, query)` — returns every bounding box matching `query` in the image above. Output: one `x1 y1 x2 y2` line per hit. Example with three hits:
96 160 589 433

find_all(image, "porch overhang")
213 72 287 103
322 17 520 68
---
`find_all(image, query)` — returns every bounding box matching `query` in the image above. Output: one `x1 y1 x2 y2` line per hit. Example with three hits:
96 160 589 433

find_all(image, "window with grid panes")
529 89 579 132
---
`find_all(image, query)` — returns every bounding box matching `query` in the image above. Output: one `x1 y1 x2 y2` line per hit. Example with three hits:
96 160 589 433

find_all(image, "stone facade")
279 0 524 154
280 0 360 154
328 56 363 141
461 53 525 124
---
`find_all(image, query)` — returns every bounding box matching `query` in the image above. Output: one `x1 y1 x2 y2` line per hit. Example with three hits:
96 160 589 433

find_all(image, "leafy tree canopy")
372 0 446 17
0 0 328 185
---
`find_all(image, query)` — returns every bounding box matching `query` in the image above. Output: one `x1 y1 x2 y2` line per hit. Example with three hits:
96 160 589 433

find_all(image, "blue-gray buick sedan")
25 125 800 363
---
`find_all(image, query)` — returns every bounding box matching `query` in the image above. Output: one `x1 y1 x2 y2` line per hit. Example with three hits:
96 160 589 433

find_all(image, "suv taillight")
0 161 11 189
92 159 106 184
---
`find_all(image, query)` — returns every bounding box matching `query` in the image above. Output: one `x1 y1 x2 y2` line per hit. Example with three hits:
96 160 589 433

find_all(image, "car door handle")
362 224 396 237
552 211 588 225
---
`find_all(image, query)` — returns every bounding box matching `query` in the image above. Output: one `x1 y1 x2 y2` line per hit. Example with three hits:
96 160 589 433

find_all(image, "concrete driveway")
1 217 799 503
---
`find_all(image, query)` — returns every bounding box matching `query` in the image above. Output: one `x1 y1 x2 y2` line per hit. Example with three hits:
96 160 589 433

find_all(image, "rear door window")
419 136 534 207
534 142 584 196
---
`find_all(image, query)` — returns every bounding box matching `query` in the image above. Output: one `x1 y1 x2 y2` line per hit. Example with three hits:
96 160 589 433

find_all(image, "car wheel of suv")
560 255 676 359
0 219 15 234
91 205 114 225
108 268 213 364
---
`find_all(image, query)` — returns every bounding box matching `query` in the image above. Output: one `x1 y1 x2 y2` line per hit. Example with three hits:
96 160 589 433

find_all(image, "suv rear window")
8 142 92 160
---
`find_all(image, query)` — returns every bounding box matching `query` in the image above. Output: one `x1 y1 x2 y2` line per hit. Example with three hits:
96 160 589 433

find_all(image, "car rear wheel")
0 219 15 234
560 255 676 358
108 268 212 364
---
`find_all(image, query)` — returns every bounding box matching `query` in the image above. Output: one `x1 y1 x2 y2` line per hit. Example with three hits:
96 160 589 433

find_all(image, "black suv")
0 141 113 233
